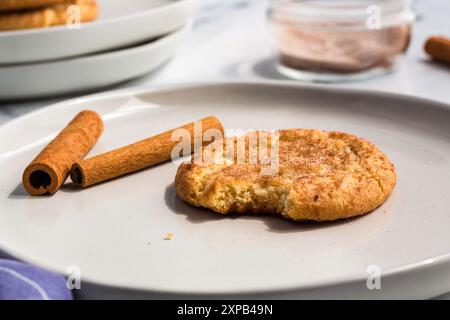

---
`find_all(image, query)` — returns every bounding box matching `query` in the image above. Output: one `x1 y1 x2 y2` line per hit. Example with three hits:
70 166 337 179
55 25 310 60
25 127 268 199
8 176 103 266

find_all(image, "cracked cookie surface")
175 129 397 222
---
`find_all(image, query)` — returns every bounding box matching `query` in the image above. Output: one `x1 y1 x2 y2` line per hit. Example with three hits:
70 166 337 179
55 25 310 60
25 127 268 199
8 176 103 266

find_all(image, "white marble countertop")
0 0 449 299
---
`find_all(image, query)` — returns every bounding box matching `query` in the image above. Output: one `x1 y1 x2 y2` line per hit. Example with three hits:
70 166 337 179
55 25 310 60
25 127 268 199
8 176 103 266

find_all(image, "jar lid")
270 0 414 29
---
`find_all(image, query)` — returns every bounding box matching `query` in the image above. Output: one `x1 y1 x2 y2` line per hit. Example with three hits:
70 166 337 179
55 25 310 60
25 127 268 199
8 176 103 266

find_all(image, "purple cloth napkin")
0 258 72 300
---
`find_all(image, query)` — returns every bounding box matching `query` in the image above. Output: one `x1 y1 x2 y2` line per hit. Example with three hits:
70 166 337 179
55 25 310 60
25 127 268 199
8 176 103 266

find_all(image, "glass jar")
268 0 414 82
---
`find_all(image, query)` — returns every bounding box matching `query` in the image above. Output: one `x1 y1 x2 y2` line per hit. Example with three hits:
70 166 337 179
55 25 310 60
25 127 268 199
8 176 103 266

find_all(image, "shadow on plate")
221 56 288 81
164 183 358 234
420 58 450 71
8 183 54 200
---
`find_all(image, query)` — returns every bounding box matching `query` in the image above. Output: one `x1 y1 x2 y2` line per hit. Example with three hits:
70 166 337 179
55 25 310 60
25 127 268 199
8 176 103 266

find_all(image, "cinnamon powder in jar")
268 0 414 81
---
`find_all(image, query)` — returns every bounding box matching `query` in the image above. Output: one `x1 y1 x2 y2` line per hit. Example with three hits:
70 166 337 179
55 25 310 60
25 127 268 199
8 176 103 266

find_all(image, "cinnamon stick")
424 35 450 65
70 116 224 188
22 110 103 196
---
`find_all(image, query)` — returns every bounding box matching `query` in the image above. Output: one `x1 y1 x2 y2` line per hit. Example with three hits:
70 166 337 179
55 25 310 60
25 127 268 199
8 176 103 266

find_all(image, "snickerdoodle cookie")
0 0 69 12
175 129 396 222
0 0 97 31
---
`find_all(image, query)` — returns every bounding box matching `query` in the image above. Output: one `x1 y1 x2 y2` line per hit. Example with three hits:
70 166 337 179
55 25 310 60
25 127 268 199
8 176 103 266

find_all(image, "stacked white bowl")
0 0 194 100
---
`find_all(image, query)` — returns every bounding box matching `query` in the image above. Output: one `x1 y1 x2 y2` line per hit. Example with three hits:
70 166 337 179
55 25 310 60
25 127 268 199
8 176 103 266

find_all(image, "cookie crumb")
164 232 173 241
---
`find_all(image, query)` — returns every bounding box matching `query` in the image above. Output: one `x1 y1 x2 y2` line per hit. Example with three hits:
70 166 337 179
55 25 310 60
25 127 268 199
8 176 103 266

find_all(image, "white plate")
0 82 449 299
0 0 194 65
0 28 186 100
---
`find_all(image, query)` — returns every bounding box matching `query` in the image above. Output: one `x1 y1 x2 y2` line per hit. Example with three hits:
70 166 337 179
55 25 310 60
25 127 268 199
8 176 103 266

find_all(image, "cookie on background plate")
0 0 98 31
0 0 70 12
175 129 397 222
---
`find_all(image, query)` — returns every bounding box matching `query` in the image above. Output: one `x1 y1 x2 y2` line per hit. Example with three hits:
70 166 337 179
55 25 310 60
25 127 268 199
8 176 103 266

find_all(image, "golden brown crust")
0 0 97 31
174 129 397 222
0 0 69 12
